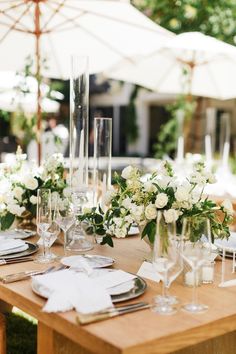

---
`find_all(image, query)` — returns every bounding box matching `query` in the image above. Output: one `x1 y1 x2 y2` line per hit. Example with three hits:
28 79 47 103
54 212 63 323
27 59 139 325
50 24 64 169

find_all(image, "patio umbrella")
0 0 172 162
106 32 236 100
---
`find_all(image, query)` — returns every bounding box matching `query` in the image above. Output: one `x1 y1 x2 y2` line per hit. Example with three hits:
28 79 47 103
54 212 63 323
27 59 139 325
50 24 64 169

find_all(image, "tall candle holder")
70 55 89 191
68 55 93 252
93 117 112 209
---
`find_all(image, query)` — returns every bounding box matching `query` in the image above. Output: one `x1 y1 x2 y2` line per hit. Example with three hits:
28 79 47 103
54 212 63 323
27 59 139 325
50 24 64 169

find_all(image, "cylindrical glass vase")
93 117 112 209
69 55 89 191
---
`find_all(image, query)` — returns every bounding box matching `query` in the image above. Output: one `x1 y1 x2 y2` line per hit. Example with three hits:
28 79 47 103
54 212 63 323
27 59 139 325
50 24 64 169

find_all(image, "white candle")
101 173 107 210
222 141 230 168
78 129 84 188
184 270 200 287
202 266 214 283
205 134 212 167
176 136 184 163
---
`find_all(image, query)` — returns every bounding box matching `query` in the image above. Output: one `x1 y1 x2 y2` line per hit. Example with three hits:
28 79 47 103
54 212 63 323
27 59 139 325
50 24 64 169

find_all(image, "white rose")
143 181 157 193
222 199 234 216
155 193 168 209
23 175 38 190
175 186 189 202
8 204 25 217
13 186 24 201
163 209 179 223
30 195 37 205
121 166 135 180
130 205 144 223
145 204 157 220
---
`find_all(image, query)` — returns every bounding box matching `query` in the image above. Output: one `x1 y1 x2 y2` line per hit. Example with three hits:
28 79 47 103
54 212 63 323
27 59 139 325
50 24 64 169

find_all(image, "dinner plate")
60 255 115 269
0 229 36 240
0 242 39 260
31 270 147 303
214 232 236 258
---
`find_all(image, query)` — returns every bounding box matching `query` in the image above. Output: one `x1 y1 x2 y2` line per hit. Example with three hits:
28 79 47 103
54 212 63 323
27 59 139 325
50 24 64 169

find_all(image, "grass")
6 309 37 354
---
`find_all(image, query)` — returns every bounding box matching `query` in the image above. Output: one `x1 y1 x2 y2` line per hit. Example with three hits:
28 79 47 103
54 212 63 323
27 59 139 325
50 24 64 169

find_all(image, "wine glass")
181 217 209 313
55 197 75 255
35 189 53 264
152 212 182 315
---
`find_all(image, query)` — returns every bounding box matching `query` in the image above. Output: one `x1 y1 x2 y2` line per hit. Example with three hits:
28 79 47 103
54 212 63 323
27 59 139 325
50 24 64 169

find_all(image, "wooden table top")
0 235 236 354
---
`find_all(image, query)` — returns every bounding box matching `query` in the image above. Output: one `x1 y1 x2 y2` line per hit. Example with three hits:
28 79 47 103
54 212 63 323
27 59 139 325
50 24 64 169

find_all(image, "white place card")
137 261 160 282
37 236 57 248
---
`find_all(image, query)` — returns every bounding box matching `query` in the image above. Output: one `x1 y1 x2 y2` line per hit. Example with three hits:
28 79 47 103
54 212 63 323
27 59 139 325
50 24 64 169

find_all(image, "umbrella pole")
35 1 41 165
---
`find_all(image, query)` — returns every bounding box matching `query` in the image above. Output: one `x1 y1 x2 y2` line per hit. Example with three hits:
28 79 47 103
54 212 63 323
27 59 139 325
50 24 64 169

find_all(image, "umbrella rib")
0 2 33 43
47 0 171 35
40 0 66 32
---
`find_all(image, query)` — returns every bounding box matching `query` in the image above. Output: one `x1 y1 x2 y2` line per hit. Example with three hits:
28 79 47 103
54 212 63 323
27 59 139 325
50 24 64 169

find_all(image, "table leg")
37 322 54 354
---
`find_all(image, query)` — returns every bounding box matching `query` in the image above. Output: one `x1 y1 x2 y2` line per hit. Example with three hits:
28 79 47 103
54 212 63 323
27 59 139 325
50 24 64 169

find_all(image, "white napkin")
0 230 29 239
0 239 28 256
33 269 137 314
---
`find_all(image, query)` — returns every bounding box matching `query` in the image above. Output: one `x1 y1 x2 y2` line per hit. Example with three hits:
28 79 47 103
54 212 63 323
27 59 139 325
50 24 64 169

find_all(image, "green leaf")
0 213 15 231
142 221 156 244
101 235 114 247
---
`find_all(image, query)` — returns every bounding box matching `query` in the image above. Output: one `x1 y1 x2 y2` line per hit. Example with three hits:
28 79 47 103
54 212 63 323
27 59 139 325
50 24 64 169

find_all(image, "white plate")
60 255 115 269
0 229 36 240
214 232 236 253
127 226 139 236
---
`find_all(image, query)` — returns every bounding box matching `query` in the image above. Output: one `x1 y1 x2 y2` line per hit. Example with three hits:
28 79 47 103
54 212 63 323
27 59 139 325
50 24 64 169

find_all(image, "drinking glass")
55 198 75 254
35 189 53 264
181 217 209 313
152 213 182 315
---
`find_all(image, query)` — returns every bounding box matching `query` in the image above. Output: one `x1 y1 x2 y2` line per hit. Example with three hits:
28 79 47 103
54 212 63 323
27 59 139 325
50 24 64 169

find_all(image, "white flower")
29 195 37 205
121 166 137 180
190 172 207 186
163 209 179 223
114 226 127 238
122 197 133 210
143 181 157 193
113 217 123 227
83 207 92 214
155 193 168 209
23 175 38 190
127 179 141 192
222 199 234 216
145 204 157 220
104 188 116 206
13 187 24 201
130 205 144 223
8 203 25 217
175 185 190 202
204 172 216 184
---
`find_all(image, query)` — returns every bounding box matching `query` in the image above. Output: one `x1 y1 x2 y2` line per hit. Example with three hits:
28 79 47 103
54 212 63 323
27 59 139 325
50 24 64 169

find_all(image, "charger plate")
31 270 146 303
0 242 39 260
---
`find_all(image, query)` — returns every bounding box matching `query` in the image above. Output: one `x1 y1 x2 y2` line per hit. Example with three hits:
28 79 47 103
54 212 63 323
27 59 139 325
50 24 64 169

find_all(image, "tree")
132 0 236 45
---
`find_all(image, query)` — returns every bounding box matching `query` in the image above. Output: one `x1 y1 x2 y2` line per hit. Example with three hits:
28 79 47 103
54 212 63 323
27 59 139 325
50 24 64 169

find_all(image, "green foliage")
0 212 15 231
142 220 156 243
0 110 10 122
133 0 236 45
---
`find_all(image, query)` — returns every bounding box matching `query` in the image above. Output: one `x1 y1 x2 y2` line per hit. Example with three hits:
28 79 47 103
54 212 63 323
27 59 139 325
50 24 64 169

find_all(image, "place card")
37 235 57 248
137 261 160 282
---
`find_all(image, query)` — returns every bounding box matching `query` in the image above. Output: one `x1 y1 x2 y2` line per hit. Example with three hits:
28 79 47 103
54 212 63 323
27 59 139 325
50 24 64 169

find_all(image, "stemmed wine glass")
152 212 182 315
35 188 53 264
181 217 210 313
55 197 75 255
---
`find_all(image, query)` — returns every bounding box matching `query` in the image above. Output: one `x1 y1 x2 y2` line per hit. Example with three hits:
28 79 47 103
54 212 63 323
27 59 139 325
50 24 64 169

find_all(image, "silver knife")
0 266 55 283
77 302 151 325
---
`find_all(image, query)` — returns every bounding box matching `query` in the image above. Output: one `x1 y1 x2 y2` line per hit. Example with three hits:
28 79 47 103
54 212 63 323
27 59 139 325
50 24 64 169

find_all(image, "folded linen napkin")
0 230 28 239
32 269 136 314
0 239 28 256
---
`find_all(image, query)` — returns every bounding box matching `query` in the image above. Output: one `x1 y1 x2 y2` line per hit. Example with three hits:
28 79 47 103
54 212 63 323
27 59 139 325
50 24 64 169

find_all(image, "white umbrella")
0 91 60 113
0 0 172 79
106 32 236 100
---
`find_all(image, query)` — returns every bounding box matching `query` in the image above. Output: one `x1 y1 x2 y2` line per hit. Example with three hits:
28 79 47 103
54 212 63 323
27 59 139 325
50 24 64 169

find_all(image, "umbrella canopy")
0 0 172 79
106 32 236 100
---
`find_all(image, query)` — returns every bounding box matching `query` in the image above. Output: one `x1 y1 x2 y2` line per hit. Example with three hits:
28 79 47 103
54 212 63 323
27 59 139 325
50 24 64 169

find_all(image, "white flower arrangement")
0 147 67 230
79 161 232 247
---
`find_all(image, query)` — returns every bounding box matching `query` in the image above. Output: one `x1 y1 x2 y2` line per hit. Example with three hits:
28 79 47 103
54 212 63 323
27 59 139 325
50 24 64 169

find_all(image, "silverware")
0 257 34 265
0 265 55 283
77 302 151 325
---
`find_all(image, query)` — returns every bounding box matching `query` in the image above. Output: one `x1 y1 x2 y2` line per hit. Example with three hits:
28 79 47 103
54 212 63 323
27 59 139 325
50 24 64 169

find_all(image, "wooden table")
1 235 236 354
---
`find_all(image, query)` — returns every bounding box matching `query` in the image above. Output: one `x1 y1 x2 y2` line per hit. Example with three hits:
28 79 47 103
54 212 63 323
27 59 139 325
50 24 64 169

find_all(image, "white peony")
163 209 179 223
155 193 168 209
121 166 137 180
23 175 38 190
29 195 37 205
8 203 25 216
143 181 157 193
222 199 234 216
175 185 190 202
13 187 24 201
145 204 157 220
